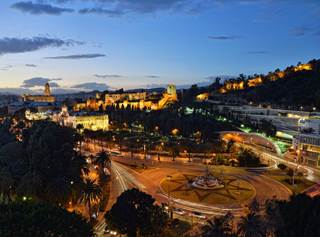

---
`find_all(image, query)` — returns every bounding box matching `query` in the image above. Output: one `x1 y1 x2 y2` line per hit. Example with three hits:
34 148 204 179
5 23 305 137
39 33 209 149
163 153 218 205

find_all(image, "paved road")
91 131 319 235
109 157 291 218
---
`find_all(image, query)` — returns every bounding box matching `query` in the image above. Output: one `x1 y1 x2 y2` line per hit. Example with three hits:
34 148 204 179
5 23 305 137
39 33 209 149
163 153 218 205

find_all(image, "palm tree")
203 213 234 237
95 151 110 168
79 179 102 223
0 168 14 203
237 212 265 237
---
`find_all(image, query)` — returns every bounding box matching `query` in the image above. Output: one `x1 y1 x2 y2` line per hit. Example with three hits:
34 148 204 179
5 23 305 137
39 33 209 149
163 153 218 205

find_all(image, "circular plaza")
160 170 256 206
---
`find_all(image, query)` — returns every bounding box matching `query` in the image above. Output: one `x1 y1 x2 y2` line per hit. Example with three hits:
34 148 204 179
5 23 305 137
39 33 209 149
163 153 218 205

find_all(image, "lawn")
266 170 315 194
160 172 255 206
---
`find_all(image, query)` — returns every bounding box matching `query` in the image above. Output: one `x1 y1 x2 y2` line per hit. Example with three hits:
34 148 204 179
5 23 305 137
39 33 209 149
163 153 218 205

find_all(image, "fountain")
191 167 224 190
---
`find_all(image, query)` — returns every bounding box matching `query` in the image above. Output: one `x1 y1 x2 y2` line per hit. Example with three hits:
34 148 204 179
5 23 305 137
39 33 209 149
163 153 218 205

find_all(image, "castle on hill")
73 84 178 111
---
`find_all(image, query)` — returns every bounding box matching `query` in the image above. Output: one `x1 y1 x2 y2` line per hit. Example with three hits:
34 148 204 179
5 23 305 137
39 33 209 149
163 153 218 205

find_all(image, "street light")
167 175 173 219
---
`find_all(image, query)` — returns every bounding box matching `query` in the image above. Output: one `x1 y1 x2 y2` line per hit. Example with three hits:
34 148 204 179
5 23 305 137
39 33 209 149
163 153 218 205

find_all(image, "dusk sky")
0 0 319 94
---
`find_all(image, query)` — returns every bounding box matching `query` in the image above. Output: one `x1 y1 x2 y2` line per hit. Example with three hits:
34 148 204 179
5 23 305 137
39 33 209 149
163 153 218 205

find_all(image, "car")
110 150 121 155
173 208 186 215
189 211 207 219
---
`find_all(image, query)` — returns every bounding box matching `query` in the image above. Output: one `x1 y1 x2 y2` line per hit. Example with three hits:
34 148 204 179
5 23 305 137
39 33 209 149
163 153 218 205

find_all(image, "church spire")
44 83 51 96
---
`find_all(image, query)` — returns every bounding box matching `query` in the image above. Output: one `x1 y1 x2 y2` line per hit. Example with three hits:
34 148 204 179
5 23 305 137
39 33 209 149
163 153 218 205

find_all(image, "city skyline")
0 0 320 94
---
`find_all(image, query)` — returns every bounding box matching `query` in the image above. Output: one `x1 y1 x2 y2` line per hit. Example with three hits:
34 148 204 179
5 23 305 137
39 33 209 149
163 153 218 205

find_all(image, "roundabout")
160 169 255 206
109 156 292 216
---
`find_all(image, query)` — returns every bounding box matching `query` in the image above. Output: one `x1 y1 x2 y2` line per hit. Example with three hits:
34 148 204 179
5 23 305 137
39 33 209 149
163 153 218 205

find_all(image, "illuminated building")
294 63 312 72
26 105 109 131
247 77 262 87
293 134 320 167
196 93 209 101
54 106 109 131
291 118 320 167
8 83 60 115
69 114 109 131
25 109 51 120
219 63 313 94
23 83 56 103
74 84 178 111
105 91 147 105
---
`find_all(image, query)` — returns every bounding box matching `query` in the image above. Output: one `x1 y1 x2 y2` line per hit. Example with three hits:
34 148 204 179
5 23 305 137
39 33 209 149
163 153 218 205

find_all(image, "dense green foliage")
237 148 262 167
105 188 168 237
0 120 86 205
106 105 236 142
0 119 15 147
201 194 320 237
266 194 320 237
0 201 93 237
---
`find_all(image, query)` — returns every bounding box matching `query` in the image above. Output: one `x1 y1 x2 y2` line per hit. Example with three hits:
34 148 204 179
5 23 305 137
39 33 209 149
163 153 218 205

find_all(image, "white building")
293 117 320 167
26 106 109 132
293 134 320 167
298 118 320 135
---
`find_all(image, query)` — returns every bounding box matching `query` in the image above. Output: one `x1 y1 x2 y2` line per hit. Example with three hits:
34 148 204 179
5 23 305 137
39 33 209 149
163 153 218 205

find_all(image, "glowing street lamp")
171 128 179 136
166 175 173 219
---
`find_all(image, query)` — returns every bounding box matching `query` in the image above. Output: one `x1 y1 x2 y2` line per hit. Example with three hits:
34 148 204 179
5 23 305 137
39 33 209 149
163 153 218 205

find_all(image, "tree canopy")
0 201 93 237
0 121 86 205
105 188 168 237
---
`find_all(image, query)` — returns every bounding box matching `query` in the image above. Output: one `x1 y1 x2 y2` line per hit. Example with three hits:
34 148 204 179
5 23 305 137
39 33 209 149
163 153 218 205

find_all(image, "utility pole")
167 175 173 219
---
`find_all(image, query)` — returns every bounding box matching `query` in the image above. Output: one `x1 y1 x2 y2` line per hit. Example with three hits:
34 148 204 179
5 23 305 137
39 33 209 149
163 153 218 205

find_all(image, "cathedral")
23 83 56 103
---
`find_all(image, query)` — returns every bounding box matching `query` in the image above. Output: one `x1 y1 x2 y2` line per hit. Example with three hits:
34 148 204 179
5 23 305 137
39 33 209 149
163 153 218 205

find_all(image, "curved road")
109 157 292 217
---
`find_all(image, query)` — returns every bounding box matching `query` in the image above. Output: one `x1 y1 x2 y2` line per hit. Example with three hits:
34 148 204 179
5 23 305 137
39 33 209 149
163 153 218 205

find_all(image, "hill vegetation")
184 59 320 108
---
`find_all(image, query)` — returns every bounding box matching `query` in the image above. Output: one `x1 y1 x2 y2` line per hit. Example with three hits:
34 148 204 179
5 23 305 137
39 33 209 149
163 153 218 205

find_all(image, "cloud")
0 87 35 95
44 53 106 59
247 50 269 54
25 64 37 67
71 82 110 91
12 1 74 15
104 0 186 13
0 37 80 55
94 74 122 78
36 0 204 15
205 75 234 81
290 26 312 36
0 65 13 71
79 8 124 17
146 75 160 78
290 25 320 36
21 77 61 88
208 35 240 40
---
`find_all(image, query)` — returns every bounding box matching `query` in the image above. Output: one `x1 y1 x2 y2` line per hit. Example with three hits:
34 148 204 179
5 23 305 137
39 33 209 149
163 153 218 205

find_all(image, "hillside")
215 59 320 108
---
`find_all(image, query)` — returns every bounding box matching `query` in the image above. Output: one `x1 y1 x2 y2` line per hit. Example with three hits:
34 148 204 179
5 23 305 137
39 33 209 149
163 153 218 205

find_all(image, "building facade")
73 84 178 112
293 118 320 167
23 83 56 103
293 134 320 167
